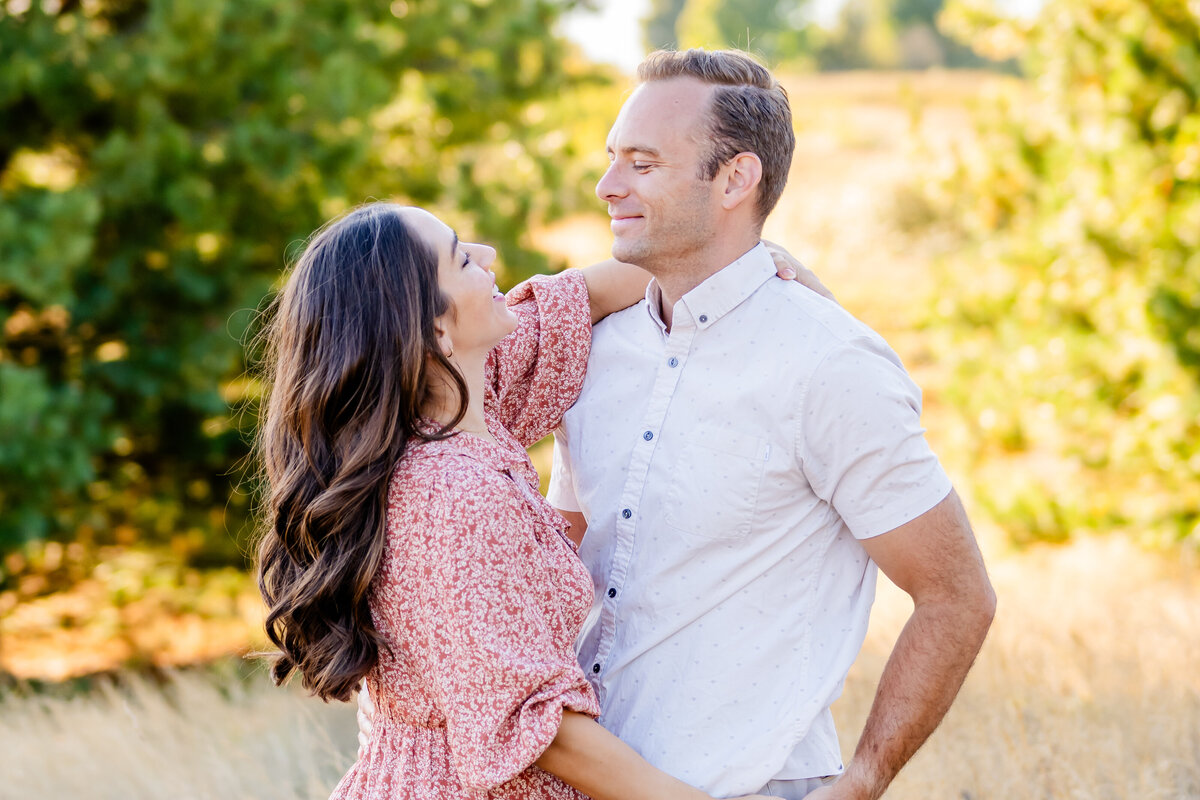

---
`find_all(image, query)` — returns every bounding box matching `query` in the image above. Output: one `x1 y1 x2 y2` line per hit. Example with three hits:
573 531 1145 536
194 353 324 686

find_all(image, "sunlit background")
1 0 1197 796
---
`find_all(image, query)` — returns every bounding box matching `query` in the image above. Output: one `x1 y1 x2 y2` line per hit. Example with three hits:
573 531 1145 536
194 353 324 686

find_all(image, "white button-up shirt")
548 243 952 795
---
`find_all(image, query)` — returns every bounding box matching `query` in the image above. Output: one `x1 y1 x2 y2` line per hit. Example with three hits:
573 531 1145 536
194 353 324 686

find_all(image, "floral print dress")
329 270 600 800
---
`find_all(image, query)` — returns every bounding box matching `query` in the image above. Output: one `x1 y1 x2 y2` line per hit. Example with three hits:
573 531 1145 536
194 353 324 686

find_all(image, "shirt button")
642 430 653 441
698 314 708 323
607 588 617 598
592 663 601 674
667 356 679 368
621 508 632 519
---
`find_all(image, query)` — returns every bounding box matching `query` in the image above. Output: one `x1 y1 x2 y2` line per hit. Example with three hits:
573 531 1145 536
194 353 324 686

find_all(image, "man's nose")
595 164 627 202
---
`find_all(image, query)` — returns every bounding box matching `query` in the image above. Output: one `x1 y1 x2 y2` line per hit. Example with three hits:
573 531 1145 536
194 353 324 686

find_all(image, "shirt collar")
642 242 775 333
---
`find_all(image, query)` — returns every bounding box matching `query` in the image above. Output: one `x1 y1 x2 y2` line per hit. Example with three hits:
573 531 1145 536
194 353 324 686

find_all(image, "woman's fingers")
763 239 838 304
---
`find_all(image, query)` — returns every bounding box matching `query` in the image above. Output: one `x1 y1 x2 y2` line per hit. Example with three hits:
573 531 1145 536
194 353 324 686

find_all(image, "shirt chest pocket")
662 427 770 541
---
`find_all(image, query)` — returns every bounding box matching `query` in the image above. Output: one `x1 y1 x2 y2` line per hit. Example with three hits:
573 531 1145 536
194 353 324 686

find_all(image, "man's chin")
611 240 649 266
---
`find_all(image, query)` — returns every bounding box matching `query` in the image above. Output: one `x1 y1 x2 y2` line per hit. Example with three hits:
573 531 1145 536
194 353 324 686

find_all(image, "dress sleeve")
381 463 599 790
485 270 592 448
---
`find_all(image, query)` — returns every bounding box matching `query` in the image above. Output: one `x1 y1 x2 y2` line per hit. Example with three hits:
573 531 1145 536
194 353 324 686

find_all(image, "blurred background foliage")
0 0 605 566
918 0 1200 548
0 0 1197 678
644 0 1001 69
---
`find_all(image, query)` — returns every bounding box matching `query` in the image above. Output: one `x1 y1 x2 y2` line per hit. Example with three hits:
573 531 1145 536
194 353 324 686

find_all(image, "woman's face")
399 207 518 360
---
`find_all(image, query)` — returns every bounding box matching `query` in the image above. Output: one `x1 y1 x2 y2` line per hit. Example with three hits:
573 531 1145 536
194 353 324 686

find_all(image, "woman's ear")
433 317 454 360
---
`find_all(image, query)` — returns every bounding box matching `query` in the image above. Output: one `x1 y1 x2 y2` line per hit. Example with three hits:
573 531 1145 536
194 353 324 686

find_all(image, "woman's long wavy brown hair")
254 203 466 701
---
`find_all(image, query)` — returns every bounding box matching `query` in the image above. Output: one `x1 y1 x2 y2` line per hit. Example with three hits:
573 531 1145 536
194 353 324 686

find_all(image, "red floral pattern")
329 271 598 800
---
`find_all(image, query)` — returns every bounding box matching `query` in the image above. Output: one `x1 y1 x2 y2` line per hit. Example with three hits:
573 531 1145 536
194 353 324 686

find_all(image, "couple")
256 48 995 800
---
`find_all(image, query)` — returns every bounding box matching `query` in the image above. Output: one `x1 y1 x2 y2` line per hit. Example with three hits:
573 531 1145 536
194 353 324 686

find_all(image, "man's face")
596 77 723 271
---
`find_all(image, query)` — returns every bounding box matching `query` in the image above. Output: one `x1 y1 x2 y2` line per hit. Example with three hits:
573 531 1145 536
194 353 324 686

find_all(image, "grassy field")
2 536 1196 799
2 71 1198 798
0 663 356 799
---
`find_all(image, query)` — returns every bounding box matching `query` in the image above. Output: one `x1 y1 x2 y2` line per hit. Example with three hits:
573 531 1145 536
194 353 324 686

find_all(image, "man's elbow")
965 569 997 641
934 560 996 646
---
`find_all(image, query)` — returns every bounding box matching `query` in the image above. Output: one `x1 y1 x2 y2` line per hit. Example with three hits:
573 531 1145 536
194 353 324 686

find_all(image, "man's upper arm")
556 508 588 547
859 489 993 609
548 432 587 544
546 433 580 509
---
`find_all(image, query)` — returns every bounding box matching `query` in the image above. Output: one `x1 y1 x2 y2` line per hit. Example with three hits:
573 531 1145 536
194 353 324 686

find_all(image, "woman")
255 202 804 800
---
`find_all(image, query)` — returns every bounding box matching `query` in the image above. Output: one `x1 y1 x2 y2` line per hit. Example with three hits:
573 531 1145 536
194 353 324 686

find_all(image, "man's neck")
654 236 760 331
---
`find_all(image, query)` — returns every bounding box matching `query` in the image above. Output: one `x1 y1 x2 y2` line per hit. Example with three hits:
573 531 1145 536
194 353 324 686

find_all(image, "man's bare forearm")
823 491 996 800
836 590 994 798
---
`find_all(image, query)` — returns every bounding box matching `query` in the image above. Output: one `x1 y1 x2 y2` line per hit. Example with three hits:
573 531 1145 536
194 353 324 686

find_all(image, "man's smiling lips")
610 213 644 232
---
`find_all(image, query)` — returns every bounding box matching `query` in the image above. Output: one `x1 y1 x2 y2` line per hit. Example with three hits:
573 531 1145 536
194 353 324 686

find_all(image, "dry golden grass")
0 664 357 799
847 539 1200 799
2 539 1195 799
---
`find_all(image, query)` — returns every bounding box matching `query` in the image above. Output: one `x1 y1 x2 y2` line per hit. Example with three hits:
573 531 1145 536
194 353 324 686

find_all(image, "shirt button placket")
596 327 690 700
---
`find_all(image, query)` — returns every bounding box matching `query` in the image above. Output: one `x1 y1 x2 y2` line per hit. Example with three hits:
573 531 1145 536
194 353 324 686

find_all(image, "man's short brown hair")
638 48 794 225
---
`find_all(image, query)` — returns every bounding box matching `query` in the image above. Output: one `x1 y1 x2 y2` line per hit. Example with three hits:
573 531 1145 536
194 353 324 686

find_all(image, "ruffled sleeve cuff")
486 269 592 448
448 663 601 790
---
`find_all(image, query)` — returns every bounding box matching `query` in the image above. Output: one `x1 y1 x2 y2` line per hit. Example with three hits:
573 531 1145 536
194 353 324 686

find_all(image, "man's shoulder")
757 279 896 358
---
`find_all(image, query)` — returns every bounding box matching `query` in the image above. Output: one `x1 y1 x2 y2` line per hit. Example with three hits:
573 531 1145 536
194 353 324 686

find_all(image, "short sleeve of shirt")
797 339 953 538
486 270 592 448
546 432 581 513
376 464 599 789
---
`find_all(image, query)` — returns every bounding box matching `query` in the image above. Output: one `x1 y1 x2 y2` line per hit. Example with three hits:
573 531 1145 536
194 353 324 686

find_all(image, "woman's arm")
487 272 592 446
579 244 836 327
580 259 651 324
537 711 776 800
536 712 706 800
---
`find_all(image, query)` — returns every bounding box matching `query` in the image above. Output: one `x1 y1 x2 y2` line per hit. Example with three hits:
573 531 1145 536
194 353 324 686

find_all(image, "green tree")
644 0 689 50
675 0 814 65
0 0 594 557
663 0 995 71
812 0 900 68
814 0 996 69
922 0 1200 546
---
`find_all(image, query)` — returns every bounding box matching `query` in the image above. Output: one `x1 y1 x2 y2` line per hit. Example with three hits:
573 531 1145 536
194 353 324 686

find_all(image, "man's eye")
634 163 652 172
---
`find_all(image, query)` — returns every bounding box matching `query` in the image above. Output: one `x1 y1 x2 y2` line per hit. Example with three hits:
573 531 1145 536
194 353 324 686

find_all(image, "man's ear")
719 152 763 212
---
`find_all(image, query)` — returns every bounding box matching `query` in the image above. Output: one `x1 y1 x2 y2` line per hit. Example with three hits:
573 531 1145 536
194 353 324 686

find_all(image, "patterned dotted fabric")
329 271 599 800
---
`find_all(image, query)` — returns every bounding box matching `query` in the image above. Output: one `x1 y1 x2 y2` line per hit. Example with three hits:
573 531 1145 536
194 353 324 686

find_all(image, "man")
548 49 996 800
